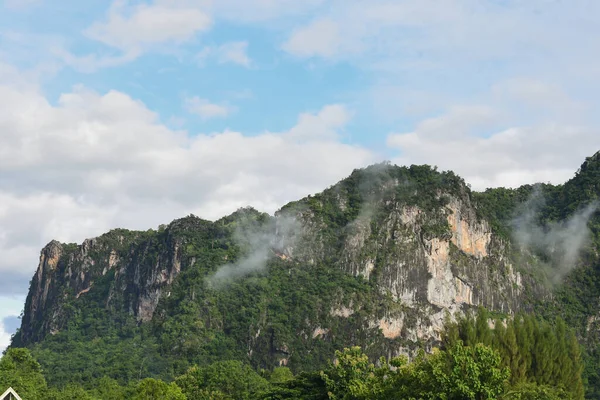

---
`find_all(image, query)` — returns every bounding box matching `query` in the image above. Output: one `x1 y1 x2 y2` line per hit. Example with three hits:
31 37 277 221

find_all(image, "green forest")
3 152 600 399
1 309 584 399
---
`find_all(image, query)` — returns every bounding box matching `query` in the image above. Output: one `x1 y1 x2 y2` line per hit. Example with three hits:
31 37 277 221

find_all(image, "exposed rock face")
376 317 403 339
19 226 187 343
447 198 491 258
21 241 64 341
276 179 536 351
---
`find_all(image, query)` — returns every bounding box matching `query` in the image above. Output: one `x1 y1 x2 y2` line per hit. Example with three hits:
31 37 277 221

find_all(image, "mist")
207 213 302 288
512 187 599 284
350 162 401 225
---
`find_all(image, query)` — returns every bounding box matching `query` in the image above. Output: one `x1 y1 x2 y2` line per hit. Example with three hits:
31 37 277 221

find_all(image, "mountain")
9 153 600 396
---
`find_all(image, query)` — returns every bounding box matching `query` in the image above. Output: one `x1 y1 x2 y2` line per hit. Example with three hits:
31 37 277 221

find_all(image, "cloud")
52 48 140 73
37 0 323 71
512 188 599 284
184 96 233 119
281 0 600 129
0 68 375 293
209 213 302 287
282 1 600 66
282 19 343 58
386 104 599 190
0 322 12 353
209 214 300 287
196 41 252 67
85 1 212 53
491 78 588 121
216 41 251 67
286 104 351 142
51 0 213 71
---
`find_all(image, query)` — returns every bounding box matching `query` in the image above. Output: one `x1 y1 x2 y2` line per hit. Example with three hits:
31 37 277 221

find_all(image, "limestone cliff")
19 223 188 343
274 165 543 354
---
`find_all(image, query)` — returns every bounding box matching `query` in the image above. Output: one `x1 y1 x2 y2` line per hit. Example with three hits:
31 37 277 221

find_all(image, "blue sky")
1 0 599 351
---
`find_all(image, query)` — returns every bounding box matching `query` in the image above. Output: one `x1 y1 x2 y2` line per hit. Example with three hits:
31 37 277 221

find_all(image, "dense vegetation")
5 152 600 398
1 310 584 399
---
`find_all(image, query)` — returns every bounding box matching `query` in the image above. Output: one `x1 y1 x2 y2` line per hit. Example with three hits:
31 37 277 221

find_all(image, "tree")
503 320 523 385
46 384 98 400
90 376 132 399
399 342 510 400
0 348 47 400
459 313 477 346
319 346 387 400
257 371 329 400
133 378 186 400
565 330 584 399
501 383 570 400
175 361 269 400
475 307 493 346
269 367 295 384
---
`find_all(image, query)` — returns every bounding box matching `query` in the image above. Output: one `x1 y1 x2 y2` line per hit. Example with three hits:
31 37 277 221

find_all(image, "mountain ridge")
9 153 600 396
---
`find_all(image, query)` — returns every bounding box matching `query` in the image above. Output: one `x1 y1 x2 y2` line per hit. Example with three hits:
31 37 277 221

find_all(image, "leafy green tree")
501 383 571 400
0 348 47 400
269 367 294 384
133 378 187 400
46 384 98 400
89 376 133 399
319 346 387 400
175 361 269 400
260 371 328 400
475 307 493 346
399 342 509 400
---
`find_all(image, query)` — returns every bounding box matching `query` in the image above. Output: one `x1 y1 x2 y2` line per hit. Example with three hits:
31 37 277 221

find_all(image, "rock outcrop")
19 226 187 343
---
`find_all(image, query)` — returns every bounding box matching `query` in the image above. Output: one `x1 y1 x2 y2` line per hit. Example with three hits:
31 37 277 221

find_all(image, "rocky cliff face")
274 168 542 354
15 163 548 368
19 225 187 343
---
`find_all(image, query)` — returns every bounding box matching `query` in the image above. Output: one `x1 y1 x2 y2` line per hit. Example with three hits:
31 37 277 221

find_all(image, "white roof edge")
0 387 23 400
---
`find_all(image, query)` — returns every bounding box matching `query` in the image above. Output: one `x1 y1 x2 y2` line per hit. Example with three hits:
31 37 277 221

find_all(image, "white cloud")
52 49 140 74
0 324 11 353
85 1 212 53
279 0 600 127
184 96 233 119
216 41 251 67
387 105 599 190
282 1 600 65
286 104 351 141
282 19 343 58
47 0 325 71
197 41 252 67
53 0 213 70
0 70 375 293
490 78 588 121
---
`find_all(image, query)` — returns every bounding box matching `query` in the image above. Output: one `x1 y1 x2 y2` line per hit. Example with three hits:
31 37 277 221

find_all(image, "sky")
1 0 599 352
